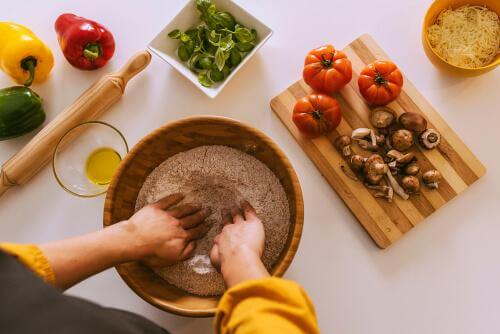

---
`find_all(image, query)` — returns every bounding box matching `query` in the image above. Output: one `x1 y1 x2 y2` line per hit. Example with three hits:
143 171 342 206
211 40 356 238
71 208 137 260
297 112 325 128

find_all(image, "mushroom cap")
404 163 420 175
422 169 442 183
399 112 428 133
390 129 414 151
371 107 396 129
419 129 441 150
363 154 386 185
350 154 365 172
335 135 351 149
402 175 420 193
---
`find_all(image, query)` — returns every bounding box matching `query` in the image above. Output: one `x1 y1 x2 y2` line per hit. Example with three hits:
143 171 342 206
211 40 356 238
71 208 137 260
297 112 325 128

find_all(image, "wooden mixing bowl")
103 116 304 317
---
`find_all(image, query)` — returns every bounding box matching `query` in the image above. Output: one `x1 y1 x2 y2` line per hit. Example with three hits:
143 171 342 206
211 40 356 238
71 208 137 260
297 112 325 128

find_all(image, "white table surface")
1 0 499 333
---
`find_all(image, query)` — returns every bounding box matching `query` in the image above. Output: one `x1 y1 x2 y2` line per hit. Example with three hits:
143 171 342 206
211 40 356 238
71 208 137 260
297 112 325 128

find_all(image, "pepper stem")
83 43 102 62
21 56 37 87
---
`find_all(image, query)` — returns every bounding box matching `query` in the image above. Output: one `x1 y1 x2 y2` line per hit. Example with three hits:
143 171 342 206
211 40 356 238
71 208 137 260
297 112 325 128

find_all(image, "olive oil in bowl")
85 147 121 185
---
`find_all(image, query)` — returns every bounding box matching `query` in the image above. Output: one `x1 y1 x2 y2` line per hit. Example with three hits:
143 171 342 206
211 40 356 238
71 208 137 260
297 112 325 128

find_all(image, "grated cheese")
427 5 500 68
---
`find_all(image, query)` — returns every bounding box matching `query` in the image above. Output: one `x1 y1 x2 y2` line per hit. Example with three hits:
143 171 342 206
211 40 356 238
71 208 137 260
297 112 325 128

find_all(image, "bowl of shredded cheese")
423 0 500 75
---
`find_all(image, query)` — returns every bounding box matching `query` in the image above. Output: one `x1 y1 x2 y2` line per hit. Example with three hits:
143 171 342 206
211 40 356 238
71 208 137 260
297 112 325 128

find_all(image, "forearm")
220 248 269 288
39 222 134 290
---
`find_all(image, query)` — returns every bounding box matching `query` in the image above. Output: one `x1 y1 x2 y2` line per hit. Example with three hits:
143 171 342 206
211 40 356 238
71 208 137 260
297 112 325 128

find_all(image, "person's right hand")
210 201 269 288
118 193 212 267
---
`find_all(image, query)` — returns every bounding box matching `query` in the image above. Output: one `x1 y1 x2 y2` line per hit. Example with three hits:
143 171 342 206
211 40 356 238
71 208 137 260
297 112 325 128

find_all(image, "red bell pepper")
55 13 115 70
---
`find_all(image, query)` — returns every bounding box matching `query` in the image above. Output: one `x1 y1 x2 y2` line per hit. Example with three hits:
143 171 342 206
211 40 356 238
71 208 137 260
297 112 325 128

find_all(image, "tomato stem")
374 71 387 86
320 53 334 68
312 110 322 120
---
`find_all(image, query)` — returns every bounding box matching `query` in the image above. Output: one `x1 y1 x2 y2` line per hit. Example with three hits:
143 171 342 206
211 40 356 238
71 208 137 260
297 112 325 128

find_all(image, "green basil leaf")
213 11 236 30
197 56 213 69
236 42 255 52
207 4 217 15
168 29 181 39
251 29 258 41
208 30 221 47
198 72 213 87
235 27 254 43
214 47 227 72
219 34 234 51
180 33 191 43
178 45 190 61
196 0 212 13
229 48 242 67
188 53 201 71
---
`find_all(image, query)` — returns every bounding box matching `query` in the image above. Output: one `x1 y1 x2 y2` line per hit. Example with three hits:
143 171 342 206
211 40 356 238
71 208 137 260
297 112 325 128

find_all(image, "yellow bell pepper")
0 22 54 86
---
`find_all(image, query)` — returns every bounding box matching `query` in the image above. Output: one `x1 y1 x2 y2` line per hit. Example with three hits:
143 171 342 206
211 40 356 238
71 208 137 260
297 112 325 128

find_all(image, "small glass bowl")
52 121 128 198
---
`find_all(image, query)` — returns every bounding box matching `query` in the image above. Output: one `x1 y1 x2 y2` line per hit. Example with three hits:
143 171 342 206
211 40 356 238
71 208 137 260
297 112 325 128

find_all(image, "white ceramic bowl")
148 0 273 98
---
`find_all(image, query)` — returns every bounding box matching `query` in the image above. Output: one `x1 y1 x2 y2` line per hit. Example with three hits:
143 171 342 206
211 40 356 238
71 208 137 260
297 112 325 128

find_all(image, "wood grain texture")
0 51 152 198
103 116 304 317
271 34 486 249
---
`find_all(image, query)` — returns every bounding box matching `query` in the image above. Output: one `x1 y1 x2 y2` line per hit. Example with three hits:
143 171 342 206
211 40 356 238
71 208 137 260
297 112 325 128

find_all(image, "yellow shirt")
0 243 320 334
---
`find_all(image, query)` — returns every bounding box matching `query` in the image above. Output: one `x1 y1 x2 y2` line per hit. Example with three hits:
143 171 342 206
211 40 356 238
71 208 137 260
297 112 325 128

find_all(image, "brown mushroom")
371 107 396 129
375 133 385 146
399 112 428 133
357 139 379 152
386 150 415 165
363 154 388 185
390 129 414 151
401 175 420 193
404 163 420 176
349 154 366 173
419 129 441 150
335 135 352 157
351 128 372 140
422 169 442 189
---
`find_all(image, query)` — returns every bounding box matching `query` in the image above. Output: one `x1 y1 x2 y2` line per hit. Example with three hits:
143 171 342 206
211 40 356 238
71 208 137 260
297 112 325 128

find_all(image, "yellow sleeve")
215 277 320 334
0 243 55 284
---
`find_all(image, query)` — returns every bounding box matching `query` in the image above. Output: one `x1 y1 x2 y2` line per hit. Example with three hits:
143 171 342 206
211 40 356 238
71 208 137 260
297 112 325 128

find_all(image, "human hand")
119 193 212 267
210 200 269 288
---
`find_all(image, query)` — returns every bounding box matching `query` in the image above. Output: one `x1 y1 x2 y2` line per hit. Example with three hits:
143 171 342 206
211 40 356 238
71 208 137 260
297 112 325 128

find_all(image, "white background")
1 1 499 333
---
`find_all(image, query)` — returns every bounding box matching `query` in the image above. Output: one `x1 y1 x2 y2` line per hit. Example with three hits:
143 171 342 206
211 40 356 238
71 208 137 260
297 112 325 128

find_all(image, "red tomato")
357 60 403 105
303 45 352 94
292 93 342 138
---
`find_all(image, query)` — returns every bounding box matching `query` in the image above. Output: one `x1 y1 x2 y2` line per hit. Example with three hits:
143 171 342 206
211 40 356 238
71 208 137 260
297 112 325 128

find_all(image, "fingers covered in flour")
151 193 184 210
181 241 197 259
241 200 257 220
181 207 211 229
221 209 233 225
185 221 212 241
167 203 201 218
230 206 244 223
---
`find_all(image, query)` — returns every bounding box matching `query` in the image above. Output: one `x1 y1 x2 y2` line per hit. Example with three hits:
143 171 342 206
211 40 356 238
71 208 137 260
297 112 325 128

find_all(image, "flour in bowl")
135 145 290 296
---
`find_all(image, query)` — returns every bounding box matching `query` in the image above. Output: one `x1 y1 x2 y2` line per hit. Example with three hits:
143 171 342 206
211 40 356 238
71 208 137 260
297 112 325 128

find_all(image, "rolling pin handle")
115 50 152 87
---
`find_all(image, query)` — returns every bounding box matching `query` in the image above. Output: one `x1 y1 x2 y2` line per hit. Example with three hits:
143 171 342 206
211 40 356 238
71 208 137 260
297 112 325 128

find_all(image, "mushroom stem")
385 171 409 200
341 165 358 181
370 130 377 147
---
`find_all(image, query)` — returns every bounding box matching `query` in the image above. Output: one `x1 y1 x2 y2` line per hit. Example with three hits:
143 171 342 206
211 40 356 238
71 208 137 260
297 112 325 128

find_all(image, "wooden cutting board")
270 34 486 249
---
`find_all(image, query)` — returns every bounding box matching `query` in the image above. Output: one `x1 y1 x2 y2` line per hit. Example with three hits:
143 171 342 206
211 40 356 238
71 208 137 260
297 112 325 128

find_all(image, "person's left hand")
118 193 212 267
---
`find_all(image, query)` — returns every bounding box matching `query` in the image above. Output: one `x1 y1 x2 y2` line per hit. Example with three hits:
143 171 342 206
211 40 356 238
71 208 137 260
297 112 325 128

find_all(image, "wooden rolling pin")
0 50 152 198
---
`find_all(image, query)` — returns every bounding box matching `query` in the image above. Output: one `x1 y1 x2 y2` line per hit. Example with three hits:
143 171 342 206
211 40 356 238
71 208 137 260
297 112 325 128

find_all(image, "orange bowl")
422 0 500 75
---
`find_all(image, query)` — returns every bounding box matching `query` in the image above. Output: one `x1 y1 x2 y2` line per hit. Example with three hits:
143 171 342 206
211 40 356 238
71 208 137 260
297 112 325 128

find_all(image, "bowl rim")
52 120 129 198
103 115 304 317
422 0 500 72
